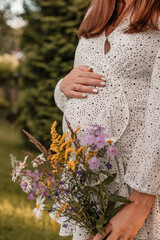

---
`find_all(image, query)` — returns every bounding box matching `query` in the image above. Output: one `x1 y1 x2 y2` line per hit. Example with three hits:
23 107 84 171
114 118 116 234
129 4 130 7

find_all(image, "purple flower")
105 163 112 170
64 190 69 195
32 181 45 195
81 124 108 151
20 176 32 193
32 170 40 181
28 192 35 200
80 134 95 146
59 181 64 185
94 134 107 149
88 157 100 170
26 170 32 177
62 224 68 228
76 170 84 177
70 206 76 211
106 145 118 158
88 124 106 135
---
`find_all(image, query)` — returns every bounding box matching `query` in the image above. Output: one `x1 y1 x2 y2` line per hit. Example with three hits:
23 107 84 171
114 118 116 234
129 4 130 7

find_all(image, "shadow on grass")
0 194 72 240
0 214 71 240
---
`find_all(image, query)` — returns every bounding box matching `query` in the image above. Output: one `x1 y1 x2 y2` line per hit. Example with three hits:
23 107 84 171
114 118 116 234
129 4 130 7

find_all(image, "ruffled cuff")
54 78 68 113
124 174 160 196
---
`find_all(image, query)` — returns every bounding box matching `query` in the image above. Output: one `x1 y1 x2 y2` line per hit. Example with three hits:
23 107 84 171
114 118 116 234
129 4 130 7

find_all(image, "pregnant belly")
62 76 131 142
62 93 112 139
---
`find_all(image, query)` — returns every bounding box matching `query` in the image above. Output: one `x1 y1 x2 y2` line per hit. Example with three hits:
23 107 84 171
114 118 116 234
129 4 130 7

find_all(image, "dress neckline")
104 8 132 39
102 9 132 56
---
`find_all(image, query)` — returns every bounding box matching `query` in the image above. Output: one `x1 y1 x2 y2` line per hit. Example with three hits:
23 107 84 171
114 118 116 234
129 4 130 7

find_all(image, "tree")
15 0 91 147
0 10 20 54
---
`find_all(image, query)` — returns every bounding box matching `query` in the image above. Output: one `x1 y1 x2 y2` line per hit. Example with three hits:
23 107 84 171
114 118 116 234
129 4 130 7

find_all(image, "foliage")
0 54 19 118
0 53 19 86
14 0 91 147
0 10 20 54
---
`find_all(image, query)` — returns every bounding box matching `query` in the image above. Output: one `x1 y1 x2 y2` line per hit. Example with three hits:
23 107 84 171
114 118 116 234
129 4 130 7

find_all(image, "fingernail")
88 67 93 70
100 82 106 86
82 93 87 97
101 77 107 81
93 89 98 93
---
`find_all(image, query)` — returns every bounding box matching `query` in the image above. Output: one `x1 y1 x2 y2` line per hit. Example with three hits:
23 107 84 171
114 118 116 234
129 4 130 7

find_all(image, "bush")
0 54 19 87
15 0 91 147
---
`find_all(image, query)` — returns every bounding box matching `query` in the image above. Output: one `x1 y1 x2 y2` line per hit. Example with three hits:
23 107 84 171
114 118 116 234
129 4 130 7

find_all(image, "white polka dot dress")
50 11 160 240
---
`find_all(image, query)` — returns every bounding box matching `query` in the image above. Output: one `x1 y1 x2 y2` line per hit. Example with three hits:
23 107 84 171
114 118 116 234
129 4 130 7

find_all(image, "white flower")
32 153 46 168
11 156 28 182
106 137 117 145
20 176 32 193
11 169 18 182
33 195 45 219
16 155 28 176
19 156 28 170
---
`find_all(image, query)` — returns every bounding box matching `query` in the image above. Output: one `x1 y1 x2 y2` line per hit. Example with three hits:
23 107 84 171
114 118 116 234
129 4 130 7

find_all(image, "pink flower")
80 134 95 146
94 134 106 149
88 157 100 170
106 145 118 158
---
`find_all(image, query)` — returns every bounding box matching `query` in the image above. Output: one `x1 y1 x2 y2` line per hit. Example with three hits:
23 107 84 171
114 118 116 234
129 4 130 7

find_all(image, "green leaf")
101 185 109 198
99 170 115 177
101 173 117 186
109 195 131 203
84 186 101 198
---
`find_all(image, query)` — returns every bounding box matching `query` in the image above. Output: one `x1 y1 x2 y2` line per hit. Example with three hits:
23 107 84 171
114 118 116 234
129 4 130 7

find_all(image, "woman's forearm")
129 189 155 212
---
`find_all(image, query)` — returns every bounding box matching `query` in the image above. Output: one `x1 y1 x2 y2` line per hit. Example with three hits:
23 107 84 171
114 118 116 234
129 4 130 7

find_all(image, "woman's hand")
60 65 107 99
93 190 155 240
86 236 94 240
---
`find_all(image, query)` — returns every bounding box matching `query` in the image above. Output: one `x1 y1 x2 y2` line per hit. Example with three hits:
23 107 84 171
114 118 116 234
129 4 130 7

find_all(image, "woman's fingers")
68 90 88 99
93 223 112 240
59 65 107 98
76 77 106 87
73 83 99 94
105 232 119 240
76 65 93 72
80 71 107 81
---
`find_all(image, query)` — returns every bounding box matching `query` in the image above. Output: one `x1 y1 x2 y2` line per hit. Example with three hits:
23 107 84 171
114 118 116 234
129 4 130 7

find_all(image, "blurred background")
0 0 90 239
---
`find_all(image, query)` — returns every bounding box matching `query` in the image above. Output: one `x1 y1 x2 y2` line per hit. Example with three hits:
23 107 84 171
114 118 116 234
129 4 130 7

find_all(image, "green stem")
98 171 105 212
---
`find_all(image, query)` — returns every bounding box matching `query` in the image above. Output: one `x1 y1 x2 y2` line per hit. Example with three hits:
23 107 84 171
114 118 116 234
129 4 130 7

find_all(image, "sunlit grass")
0 120 72 240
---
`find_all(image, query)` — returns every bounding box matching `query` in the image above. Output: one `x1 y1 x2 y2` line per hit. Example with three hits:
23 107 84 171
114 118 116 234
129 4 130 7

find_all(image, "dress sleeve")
54 78 68 113
124 48 160 195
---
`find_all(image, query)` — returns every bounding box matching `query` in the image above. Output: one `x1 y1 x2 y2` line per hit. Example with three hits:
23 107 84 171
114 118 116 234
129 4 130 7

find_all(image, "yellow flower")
67 159 77 172
59 132 69 145
65 148 76 161
60 142 68 151
56 203 68 218
76 146 89 159
107 139 113 143
73 126 81 133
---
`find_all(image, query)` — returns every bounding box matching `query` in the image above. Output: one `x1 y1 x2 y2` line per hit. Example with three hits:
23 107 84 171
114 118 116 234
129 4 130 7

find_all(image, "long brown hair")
78 0 160 38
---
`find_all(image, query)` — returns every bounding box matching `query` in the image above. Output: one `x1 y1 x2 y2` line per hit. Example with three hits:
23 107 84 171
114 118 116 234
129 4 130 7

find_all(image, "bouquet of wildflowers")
11 118 131 237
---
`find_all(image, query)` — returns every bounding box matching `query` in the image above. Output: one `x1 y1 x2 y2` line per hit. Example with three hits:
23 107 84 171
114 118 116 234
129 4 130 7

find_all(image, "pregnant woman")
51 0 160 239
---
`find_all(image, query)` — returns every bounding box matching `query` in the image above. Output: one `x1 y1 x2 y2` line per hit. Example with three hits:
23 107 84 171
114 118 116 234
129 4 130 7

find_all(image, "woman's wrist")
129 189 155 211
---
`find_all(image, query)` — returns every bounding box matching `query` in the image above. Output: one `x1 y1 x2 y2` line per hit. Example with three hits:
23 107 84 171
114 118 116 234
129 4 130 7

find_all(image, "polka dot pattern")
53 11 160 240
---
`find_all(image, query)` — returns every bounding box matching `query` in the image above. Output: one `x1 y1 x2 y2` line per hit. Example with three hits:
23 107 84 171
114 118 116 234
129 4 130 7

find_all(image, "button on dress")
50 11 160 240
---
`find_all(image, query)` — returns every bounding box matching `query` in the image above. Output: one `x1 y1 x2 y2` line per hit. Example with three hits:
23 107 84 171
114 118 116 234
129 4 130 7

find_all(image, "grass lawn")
0 120 72 240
